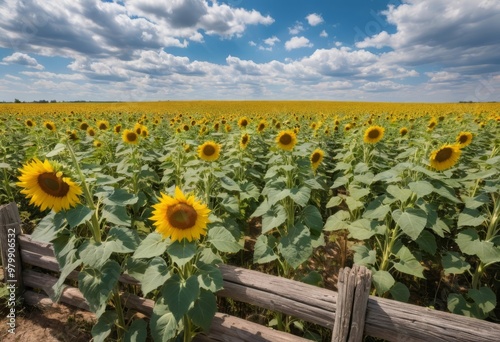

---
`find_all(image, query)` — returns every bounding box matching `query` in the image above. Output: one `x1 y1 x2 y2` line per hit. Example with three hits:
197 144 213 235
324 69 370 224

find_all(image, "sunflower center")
127 132 137 142
279 133 292 145
458 135 468 144
311 152 321 163
435 147 453 162
38 172 70 197
203 144 216 156
368 129 380 139
242 136 248 144
167 203 198 230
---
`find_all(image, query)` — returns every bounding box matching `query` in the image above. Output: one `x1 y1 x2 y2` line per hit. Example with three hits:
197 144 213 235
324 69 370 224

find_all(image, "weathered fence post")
0 202 24 293
332 265 372 342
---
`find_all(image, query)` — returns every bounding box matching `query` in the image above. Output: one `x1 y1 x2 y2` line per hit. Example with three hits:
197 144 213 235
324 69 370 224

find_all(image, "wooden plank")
0 202 24 292
348 266 371 342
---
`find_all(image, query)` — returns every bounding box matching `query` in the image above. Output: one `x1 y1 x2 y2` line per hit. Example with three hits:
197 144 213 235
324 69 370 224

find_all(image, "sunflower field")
1 101 499 341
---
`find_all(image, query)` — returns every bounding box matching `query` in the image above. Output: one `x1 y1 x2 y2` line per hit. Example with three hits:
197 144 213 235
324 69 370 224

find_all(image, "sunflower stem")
65 140 101 243
112 286 126 341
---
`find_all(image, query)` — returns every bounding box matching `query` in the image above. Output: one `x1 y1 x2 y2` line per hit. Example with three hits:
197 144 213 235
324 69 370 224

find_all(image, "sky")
0 0 499 103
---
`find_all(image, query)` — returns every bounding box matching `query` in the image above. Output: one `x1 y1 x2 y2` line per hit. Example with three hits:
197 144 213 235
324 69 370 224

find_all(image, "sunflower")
240 133 250 150
87 127 96 137
114 124 122 134
456 131 473 148
198 141 221 161
276 130 297 151
17 158 82 212
93 140 102 148
79 122 89 130
238 117 249 129
140 126 149 137
310 148 324 171
151 186 210 242
97 120 109 130
257 120 267 133
363 125 385 144
122 129 139 144
429 144 461 171
25 119 36 128
428 118 437 130
400 127 408 136
44 121 56 132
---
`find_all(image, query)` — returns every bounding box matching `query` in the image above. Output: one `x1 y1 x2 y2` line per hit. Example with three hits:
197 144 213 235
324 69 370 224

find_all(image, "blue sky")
0 0 499 102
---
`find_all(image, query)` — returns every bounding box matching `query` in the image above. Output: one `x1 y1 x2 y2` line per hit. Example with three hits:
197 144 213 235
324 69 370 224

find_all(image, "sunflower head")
17 158 82 212
456 131 473 148
122 129 139 144
400 127 408 136
79 122 89 131
25 119 36 128
44 121 56 132
276 130 297 151
238 117 250 129
240 133 250 150
97 120 109 130
151 186 211 242
114 124 122 134
363 125 385 144
429 144 461 171
87 127 96 136
257 120 267 133
310 148 324 171
198 141 221 161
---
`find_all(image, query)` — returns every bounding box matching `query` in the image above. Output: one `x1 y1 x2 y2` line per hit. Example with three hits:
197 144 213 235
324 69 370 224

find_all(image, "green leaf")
46 143 66 157
91 310 117 342
392 244 425 278
289 186 311 206
348 184 370 201
150 298 178 342
448 287 497 319
142 257 170 296
124 258 148 284
362 195 391 220
261 204 287 234
253 234 278 264
208 225 241 253
167 240 197 267
161 274 200 321
456 229 500 265
348 219 383 240
279 223 312 269
431 180 461 203
65 204 93 228
102 204 131 226
124 319 147 342
78 260 121 317
301 271 323 286
31 211 64 242
457 208 486 227
219 176 241 192
469 287 497 316
133 232 168 259
441 252 470 275
463 193 490 210
326 196 342 208
79 241 112 269
345 196 363 211
197 263 224 292
390 282 410 302
188 289 217 332
387 185 412 203
300 205 323 234
352 245 376 267
392 208 427 241
102 188 138 206
324 210 350 231
408 181 434 198
106 226 140 253
415 230 437 255
372 270 395 296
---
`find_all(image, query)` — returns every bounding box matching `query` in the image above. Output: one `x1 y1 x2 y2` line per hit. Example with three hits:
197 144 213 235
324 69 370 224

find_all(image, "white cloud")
360 80 405 92
288 22 304 35
248 41 257 46
426 71 460 83
285 36 313 51
263 36 280 47
306 13 323 26
320 30 328 38
2 53 44 70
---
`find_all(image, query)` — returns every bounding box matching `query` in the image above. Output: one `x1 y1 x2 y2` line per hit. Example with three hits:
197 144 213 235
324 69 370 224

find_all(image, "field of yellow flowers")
1 101 499 341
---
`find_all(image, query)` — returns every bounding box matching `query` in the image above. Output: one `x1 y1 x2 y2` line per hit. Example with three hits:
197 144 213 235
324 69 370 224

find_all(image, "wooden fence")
1 202 500 342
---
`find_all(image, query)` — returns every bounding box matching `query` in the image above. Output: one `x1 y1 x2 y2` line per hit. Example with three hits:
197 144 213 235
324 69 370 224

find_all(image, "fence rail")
2 202 500 342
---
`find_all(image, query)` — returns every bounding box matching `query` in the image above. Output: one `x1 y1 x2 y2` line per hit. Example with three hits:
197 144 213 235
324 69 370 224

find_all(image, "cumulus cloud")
320 30 328 38
425 71 460 83
285 36 313 51
306 13 324 26
288 22 304 35
2 52 44 70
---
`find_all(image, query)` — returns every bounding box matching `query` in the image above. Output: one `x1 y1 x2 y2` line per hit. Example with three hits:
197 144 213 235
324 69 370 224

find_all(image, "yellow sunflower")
17 158 82 212
429 144 461 171
400 127 408 136
114 124 122 134
257 120 267 133
79 122 89 131
25 119 36 128
240 133 250 150
122 129 139 144
363 125 385 144
97 120 109 130
310 148 324 171
93 140 102 148
151 186 210 242
198 141 221 161
238 117 250 129
87 127 96 137
276 130 297 151
456 131 473 148
44 121 56 132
